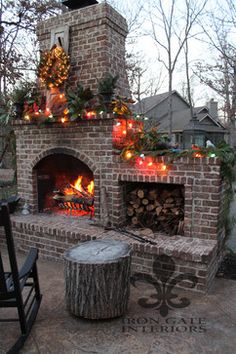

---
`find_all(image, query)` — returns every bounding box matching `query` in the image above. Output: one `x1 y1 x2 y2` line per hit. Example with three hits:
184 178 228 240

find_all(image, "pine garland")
38 45 70 89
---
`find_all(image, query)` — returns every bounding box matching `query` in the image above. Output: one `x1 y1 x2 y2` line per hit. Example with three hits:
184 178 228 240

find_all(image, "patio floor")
1 248 236 354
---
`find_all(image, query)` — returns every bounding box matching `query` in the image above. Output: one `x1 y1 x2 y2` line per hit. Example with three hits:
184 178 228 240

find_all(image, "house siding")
146 93 189 129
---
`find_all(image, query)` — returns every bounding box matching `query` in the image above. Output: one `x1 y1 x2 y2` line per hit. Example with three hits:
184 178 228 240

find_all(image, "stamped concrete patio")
0 247 236 354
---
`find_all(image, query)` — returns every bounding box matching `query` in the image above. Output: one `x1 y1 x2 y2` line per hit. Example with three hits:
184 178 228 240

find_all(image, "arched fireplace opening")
34 153 94 216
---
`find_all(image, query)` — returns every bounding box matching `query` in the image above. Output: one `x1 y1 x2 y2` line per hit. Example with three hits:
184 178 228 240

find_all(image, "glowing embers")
52 175 94 216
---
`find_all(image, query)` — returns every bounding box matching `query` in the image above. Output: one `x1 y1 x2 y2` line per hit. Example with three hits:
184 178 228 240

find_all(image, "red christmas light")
86 111 96 119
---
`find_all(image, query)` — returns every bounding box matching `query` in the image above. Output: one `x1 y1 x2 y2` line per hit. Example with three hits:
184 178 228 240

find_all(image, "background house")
133 91 228 148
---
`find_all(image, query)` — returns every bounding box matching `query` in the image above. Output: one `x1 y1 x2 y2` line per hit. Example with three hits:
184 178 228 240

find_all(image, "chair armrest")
19 248 38 279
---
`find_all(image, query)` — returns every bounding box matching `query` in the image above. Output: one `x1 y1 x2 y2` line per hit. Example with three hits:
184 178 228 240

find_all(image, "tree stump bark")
64 239 132 319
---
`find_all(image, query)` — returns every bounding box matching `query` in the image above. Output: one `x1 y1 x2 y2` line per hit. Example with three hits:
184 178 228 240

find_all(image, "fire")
74 176 83 192
63 176 94 196
87 180 94 195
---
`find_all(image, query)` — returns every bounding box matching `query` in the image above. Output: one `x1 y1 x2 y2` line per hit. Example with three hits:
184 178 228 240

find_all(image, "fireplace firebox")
35 153 94 216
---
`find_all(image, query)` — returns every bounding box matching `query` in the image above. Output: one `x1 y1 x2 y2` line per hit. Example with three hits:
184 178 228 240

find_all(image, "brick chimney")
37 2 130 96
207 98 218 120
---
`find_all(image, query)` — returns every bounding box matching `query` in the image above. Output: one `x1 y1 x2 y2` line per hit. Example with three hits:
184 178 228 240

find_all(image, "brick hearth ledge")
0 214 217 293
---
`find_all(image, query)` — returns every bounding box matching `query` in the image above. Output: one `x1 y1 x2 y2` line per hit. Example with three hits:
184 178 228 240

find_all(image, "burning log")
53 194 93 205
52 175 95 214
53 193 94 212
126 186 184 235
69 183 93 198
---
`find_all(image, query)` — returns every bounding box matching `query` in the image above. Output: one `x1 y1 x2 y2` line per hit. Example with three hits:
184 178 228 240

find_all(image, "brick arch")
30 147 99 174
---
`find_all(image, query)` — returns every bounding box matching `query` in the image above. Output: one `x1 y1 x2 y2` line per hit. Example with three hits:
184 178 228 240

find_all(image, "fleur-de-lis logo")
131 254 198 317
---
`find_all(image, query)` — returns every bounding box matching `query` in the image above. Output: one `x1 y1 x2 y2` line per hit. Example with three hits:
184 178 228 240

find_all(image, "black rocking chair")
0 203 42 353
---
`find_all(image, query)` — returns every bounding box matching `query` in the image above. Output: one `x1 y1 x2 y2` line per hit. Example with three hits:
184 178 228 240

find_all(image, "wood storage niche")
125 182 185 235
64 239 132 319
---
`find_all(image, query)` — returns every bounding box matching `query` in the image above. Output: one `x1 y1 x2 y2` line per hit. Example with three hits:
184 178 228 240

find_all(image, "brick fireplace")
13 118 224 239
1 2 226 293
10 117 225 292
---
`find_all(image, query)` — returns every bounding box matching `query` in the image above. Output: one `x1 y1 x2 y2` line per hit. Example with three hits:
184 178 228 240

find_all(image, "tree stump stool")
64 239 132 319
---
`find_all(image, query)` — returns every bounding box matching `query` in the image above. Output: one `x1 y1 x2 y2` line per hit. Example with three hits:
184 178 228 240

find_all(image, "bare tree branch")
148 0 207 140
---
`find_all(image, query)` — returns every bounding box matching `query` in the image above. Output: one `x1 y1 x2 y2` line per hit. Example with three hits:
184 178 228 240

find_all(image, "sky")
5 0 234 114
103 0 235 109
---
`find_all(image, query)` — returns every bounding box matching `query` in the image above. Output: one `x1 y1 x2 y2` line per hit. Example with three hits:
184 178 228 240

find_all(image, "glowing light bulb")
148 162 153 167
86 111 96 119
195 153 202 158
125 151 132 159
61 117 66 123
122 130 127 135
128 122 133 128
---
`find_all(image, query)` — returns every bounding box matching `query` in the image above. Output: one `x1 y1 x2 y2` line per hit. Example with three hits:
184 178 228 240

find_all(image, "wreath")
38 44 70 89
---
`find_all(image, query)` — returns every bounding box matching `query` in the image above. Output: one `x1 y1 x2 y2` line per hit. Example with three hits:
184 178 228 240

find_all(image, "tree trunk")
168 67 173 142
64 240 132 319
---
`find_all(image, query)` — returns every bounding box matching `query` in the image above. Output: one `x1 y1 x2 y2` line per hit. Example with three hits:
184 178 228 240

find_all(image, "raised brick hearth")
0 214 218 293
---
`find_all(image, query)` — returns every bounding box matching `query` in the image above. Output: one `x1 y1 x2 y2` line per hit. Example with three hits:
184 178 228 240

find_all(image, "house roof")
133 90 190 115
156 109 226 133
198 113 225 129
133 91 226 133
155 108 192 132
197 106 208 113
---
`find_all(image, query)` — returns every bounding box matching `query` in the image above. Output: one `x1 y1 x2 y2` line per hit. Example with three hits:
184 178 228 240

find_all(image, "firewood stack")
126 185 184 235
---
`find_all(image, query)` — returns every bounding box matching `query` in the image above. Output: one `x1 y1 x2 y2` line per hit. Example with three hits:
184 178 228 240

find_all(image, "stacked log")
126 186 184 235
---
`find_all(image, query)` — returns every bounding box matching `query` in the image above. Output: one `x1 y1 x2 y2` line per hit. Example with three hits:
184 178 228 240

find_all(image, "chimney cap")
62 0 98 10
